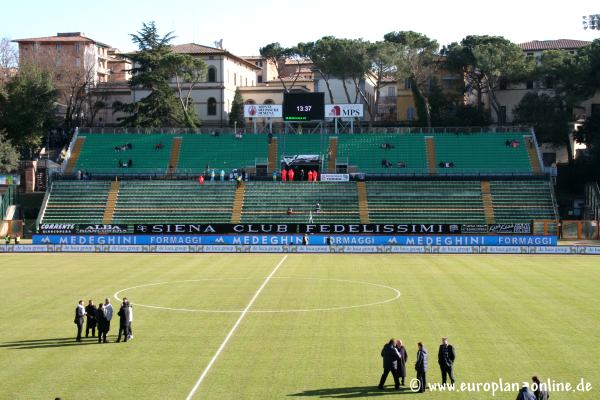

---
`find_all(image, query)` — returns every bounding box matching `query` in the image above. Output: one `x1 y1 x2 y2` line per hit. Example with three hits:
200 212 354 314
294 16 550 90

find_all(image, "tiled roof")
171 43 224 55
519 39 591 51
171 43 260 70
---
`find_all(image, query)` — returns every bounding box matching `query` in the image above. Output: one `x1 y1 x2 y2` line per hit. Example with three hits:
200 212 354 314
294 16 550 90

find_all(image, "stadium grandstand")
37 128 558 233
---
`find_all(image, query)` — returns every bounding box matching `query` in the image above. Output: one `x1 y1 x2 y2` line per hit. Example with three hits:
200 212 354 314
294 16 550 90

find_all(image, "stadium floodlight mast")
582 14 600 30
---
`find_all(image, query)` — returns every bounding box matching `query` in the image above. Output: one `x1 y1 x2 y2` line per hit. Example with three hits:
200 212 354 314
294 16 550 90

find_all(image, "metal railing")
1 185 15 220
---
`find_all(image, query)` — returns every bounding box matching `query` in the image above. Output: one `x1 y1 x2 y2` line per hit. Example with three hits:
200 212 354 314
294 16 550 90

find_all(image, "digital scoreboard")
283 92 325 121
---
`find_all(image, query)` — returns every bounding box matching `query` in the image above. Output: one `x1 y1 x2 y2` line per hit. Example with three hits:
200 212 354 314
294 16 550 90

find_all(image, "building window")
526 80 534 89
387 86 396 97
404 78 411 90
75 43 80 53
208 67 216 83
264 99 274 104
245 77 248 86
257 76 263 83
526 52 534 58
234 73 237 85
56 44 62 52
207 98 217 116
407 106 415 121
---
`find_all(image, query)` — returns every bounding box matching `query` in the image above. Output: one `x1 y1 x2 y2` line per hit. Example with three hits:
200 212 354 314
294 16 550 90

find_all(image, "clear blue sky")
3 0 600 56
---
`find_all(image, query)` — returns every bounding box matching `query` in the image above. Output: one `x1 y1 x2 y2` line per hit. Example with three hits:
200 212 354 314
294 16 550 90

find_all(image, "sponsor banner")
243 104 282 118
38 223 77 234
32 235 558 246
320 174 350 182
325 104 364 118
75 224 129 234
461 223 532 234
5 244 600 253
0 174 20 185
134 224 463 235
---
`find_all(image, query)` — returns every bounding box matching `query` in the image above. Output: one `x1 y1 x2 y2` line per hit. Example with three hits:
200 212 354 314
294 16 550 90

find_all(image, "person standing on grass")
74 300 85 342
395 339 408 386
516 383 536 400
96 303 107 343
85 300 97 337
102 298 113 343
532 376 549 400
378 339 402 390
438 337 456 385
116 300 130 342
415 342 428 393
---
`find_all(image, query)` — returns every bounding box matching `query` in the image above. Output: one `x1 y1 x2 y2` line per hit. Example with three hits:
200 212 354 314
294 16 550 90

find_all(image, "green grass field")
0 254 598 399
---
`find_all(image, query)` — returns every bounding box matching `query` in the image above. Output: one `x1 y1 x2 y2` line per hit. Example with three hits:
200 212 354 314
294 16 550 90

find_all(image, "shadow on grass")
288 386 415 398
0 336 107 349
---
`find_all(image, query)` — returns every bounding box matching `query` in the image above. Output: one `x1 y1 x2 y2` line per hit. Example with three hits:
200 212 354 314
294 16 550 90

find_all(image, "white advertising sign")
320 174 350 182
244 104 282 118
325 104 364 118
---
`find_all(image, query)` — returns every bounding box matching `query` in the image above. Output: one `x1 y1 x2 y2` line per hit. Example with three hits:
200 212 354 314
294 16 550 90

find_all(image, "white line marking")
185 255 288 400
114 277 401 313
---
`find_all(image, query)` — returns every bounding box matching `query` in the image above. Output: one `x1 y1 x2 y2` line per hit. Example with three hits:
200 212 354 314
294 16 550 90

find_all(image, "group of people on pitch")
378 337 455 393
74 298 133 343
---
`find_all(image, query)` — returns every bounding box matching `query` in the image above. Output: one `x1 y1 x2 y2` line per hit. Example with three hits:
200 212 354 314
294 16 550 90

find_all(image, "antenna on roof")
214 39 223 49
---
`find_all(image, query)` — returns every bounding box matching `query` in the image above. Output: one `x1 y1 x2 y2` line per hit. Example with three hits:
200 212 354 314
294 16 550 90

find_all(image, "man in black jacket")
74 300 85 342
438 337 456 385
84 300 97 337
116 299 131 342
378 339 402 390
415 342 428 393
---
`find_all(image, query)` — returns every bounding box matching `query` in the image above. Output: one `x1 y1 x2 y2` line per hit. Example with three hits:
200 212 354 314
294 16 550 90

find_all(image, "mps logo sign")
325 104 364 118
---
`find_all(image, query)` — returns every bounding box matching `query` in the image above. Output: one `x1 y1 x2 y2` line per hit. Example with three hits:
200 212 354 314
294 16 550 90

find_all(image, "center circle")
114 277 401 313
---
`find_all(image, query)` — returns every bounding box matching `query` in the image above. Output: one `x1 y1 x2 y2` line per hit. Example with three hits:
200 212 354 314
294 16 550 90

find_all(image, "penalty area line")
185 254 288 400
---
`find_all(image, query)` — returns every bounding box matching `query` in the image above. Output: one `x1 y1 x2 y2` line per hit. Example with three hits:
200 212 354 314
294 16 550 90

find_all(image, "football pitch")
0 253 598 399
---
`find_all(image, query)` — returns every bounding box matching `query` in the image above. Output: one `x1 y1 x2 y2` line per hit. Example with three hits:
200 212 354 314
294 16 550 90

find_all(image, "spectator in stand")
198 176 205 185
307 170 313 181
300 169 305 181
273 171 277 182
128 159 133 167
314 202 321 213
76 170 82 180
397 162 406 168
288 168 295 182
312 170 318 181
287 207 293 215
382 159 392 168
220 169 225 182
210 169 215 181
505 139 512 147
281 168 287 182
439 161 445 168
154 143 163 150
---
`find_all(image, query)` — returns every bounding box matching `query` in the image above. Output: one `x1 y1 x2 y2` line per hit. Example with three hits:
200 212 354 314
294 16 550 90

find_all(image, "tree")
0 64 57 156
114 21 206 128
297 37 338 103
513 92 571 160
444 35 534 123
0 38 18 88
259 42 300 92
229 88 245 128
385 31 439 127
0 129 20 173
368 41 399 122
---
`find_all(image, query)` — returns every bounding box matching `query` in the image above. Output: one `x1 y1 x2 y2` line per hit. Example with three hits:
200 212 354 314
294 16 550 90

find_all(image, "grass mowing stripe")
185 255 288 400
